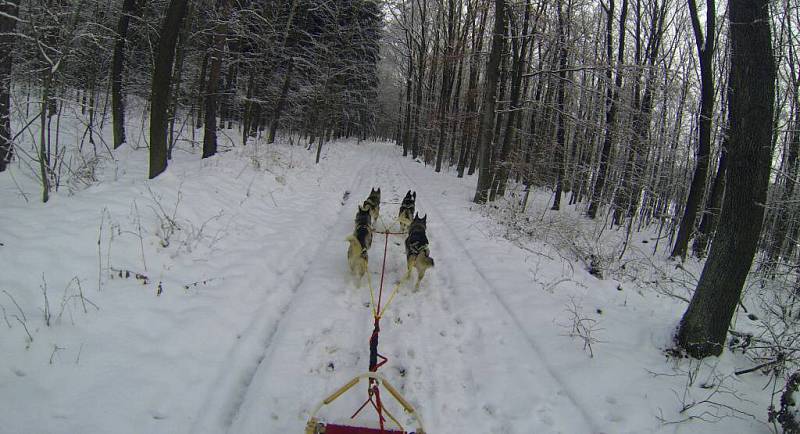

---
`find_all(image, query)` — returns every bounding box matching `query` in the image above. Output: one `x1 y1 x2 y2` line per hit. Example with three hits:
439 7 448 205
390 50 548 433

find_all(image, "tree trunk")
587 0 625 219
242 69 255 145
268 60 294 144
677 0 775 358
457 5 488 178
168 0 194 159
402 60 413 157
39 76 52 202
434 0 457 173
671 0 716 259
0 0 19 172
448 54 465 167
149 0 190 178
550 1 570 211
410 1 428 161
411 59 424 160
692 146 727 257
613 0 662 225
202 0 230 159
492 0 532 200
473 0 505 204
111 0 139 149
195 50 209 130
765 99 800 265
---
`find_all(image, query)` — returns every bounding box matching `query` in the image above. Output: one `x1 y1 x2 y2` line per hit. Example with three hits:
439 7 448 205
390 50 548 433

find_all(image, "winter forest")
1 0 799 432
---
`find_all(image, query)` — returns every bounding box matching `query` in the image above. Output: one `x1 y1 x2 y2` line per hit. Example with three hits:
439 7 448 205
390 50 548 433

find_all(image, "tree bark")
550 1 570 211
402 58 413 157
194 49 209 130
242 69 255 145
268 60 294 144
202 0 230 159
168 0 195 159
410 1 428 160
434 0 457 173
149 0 190 178
473 0 505 204
0 0 19 172
677 0 775 358
111 0 139 149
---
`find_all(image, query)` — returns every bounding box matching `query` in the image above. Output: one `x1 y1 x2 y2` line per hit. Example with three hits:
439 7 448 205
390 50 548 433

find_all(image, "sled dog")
398 190 416 232
363 187 381 221
347 204 373 286
404 213 434 290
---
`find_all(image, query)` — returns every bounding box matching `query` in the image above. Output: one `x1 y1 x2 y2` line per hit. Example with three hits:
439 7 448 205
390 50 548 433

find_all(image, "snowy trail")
217 143 599 433
189 147 384 434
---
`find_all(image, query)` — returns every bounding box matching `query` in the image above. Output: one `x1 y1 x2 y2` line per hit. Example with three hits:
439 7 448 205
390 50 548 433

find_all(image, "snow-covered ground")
0 129 774 433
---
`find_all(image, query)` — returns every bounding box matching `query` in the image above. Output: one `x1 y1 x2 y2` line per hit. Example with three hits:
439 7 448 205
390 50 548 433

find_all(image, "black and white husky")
346 204 373 287
363 187 381 221
404 213 434 290
398 190 416 232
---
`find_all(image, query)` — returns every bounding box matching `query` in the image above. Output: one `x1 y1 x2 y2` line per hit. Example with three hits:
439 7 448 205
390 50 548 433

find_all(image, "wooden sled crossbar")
306 373 425 434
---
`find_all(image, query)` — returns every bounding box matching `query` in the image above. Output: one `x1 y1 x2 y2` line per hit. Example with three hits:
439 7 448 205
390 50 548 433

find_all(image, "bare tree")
0 0 19 172
491 0 533 199
677 0 775 358
110 0 141 149
149 0 189 178
202 0 230 159
670 0 716 259
550 0 571 211
473 0 505 204
587 0 627 219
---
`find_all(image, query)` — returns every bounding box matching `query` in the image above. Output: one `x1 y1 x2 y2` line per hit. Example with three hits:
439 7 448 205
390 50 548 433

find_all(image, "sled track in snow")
192 143 603 433
190 148 388 434
395 154 604 432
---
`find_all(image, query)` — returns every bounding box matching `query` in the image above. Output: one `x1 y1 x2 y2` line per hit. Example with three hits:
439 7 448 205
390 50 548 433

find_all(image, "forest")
1 0 799 432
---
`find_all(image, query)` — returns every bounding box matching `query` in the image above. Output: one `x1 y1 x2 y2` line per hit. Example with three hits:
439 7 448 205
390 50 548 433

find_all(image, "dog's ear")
422 214 427 223
413 192 416 199
377 188 381 194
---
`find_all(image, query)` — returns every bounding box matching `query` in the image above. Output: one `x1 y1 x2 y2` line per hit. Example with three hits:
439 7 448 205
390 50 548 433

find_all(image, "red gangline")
351 224 407 433
376 232 390 314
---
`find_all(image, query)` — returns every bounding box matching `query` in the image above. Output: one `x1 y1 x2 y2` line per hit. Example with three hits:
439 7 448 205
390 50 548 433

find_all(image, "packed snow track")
191 143 598 434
